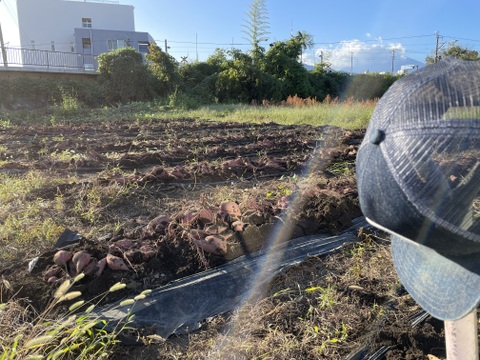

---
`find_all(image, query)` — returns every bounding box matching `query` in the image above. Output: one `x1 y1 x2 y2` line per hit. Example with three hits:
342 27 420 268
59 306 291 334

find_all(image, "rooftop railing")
0 47 98 72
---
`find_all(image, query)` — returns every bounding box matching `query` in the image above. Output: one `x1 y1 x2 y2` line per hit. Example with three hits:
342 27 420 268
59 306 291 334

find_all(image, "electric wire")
3 2 480 70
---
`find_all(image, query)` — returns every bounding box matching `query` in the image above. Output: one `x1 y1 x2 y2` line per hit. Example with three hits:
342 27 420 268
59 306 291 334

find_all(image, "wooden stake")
445 310 479 360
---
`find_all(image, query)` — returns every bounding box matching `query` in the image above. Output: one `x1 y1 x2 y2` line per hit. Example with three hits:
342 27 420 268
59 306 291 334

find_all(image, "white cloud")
303 38 408 73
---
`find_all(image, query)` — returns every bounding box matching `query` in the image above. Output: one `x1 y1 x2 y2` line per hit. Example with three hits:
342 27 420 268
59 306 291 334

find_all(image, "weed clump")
0 276 150 359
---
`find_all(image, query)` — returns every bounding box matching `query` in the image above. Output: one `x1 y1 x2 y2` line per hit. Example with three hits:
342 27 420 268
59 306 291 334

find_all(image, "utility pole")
350 52 353 75
164 39 169 53
195 33 198 62
391 49 395 74
434 31 445 63
0 0 8 67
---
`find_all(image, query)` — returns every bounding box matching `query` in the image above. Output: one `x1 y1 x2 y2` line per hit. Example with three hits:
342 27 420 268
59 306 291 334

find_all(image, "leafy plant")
426 40 480 64
52 87 81 118
147 44 182 98
0 276 150 359
241 0 270 64
305 284 337 309
97 47 153 103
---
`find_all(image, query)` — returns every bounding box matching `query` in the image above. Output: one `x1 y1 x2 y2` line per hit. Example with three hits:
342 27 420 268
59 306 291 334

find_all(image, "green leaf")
305 286 324 293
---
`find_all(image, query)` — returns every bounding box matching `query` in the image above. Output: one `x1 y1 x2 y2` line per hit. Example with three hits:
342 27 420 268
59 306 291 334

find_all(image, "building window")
51 41 55 51
107 39 126 51
138 42 149 54
82 38 91 50
82 18 92 28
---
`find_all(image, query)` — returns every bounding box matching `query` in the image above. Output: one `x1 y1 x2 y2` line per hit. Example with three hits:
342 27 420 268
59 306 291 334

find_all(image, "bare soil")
0 117 468 359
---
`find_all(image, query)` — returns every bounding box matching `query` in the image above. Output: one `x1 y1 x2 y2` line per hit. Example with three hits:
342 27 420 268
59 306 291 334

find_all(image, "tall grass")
152 96 376 129
1 96 376 130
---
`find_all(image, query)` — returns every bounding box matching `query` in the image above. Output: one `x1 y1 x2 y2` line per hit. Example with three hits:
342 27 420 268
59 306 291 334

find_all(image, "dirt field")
0 117 464 359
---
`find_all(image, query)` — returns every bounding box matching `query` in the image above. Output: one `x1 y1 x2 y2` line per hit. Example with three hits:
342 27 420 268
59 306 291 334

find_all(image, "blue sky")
128 0 478 72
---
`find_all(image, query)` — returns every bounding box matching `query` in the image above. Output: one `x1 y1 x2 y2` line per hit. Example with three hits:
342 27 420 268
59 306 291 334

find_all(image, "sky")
126 0 480 73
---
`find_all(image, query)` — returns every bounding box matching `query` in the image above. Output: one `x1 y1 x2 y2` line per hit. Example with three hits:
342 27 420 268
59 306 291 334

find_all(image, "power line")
442 35 480 43
160 34 442 58
312 33 435 46
165 40 251 46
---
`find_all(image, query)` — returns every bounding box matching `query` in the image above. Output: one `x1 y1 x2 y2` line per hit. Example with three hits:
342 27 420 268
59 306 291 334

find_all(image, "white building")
0 0 153 70
397 64 419 75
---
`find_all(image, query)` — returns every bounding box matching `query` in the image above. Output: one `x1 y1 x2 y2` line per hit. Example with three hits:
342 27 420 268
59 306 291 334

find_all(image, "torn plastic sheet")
54 228 82 249
95 217 367 339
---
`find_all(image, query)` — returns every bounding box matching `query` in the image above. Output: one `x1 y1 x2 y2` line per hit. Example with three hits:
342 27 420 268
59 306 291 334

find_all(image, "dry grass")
112 231 403 360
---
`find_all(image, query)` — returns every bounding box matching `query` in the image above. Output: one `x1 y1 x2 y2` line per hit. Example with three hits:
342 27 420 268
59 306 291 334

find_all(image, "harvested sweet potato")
106 254 129 271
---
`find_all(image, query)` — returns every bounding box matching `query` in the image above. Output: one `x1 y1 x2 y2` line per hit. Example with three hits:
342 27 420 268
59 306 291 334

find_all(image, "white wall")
0 0 21 49
13 0 135 52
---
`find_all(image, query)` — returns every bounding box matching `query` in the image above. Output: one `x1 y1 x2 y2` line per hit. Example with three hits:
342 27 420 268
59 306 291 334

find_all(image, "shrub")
147 44 182 98
97 47 153 103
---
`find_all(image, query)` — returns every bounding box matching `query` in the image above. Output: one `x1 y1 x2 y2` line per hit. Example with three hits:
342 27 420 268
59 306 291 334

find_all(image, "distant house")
0 0 154 70
397 64 419 75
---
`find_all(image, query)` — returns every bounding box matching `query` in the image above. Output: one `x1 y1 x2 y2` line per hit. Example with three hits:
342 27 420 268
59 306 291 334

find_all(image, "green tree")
147 44 182 97
308 68 347 101
264 31 315 98
426 41 480 64
97 47 151 103
295 31 314 63
178 55 223 103
242 0 270 65
214 49 280 102
205 48 229 69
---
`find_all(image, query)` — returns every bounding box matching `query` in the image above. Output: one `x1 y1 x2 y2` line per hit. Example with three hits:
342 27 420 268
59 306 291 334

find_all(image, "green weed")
305 284 337 309
52 87 81 118
326 161 355 176
0 276 150 359
315 321 348 355
0 119 11 128
49 150 83 163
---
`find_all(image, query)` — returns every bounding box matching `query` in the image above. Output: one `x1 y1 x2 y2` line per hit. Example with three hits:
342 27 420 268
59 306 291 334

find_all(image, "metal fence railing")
0 47 98 72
